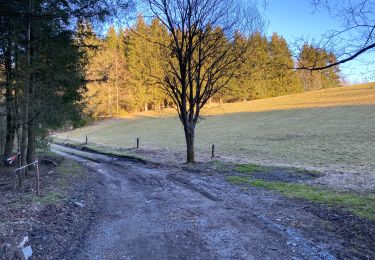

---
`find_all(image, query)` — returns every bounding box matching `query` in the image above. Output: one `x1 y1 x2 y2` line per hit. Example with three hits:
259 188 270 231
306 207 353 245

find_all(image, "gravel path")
51 144 369 259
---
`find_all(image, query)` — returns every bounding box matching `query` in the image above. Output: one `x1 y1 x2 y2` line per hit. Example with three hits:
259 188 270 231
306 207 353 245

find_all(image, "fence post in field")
212 144 215 158
85 136 88 145
136 138 139 149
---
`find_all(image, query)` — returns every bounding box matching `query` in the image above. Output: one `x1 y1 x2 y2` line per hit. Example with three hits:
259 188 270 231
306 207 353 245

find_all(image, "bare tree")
142 0 264 163
299 0 375 71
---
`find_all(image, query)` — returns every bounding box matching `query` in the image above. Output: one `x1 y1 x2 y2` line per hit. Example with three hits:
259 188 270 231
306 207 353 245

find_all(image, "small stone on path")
74 201 84 208
16 246 32 260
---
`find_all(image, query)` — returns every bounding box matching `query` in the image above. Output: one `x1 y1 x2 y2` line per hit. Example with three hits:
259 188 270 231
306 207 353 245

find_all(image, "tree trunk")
115 55 119 116
184 124 195 163
4 102 15 157
4 43 15 158
108 85 112 117
20 122 28 174
21 0 33 174
0 120 3 157
26 118 35 164
144 103 148 112
27 46 37 165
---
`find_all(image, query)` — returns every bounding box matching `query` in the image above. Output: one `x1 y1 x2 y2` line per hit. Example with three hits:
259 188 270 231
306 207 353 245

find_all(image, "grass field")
54 83 375 177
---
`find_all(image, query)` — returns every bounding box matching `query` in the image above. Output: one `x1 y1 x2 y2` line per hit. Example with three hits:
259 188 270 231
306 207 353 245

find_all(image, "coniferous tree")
127 16 168 112
266 33 301 96
127 16 152 111
245 32 270 99
297 44 341 91
0 0 130 165
84 25 129 117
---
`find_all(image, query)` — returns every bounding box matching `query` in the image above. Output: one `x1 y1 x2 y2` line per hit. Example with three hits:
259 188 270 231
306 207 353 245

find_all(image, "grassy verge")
51 136 147 163
226 176 253 185
30 192 64 204
226 176 375 221
19 156 86 205
234 164 267 174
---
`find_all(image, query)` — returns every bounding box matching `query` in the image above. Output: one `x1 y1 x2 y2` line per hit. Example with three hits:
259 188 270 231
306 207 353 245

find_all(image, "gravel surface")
50 144 374 259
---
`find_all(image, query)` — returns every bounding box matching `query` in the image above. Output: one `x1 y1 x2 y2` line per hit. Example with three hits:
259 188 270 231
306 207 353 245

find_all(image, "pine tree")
245 32 270 99
84 25 129 117
127 16 168 112
0 0 102 164
266 33 301 96
127 16 151 111
297 44 341 91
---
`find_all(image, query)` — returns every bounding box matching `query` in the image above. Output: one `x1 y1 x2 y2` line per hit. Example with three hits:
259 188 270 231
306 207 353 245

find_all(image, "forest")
83 16 341 117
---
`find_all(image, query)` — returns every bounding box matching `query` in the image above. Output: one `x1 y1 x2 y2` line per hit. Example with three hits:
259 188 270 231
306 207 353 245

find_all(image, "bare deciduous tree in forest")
144 0 264 163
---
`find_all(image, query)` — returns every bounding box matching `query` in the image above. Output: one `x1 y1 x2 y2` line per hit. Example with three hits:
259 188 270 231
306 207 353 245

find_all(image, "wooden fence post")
136 138 139 149
17 153 22 189
85 136 88 145
36 159 40 196
212 144 215 158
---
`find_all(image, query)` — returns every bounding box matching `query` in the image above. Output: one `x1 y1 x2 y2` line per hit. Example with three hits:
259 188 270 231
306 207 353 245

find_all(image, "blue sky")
108 1 374 83
265 0 374 84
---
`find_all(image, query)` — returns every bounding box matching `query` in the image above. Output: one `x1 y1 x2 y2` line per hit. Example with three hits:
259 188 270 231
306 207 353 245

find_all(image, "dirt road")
51 144 368 259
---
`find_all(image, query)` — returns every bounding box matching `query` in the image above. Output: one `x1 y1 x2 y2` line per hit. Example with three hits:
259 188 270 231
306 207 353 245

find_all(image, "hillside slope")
55 83 375 182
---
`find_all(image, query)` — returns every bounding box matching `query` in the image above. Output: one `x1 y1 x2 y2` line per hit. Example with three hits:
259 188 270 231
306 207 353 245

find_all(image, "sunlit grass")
225 176 375 220
251 180 375 221
201 83 375 115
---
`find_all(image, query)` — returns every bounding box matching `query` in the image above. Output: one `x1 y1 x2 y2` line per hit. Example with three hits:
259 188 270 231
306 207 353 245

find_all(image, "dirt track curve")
51 144 361 260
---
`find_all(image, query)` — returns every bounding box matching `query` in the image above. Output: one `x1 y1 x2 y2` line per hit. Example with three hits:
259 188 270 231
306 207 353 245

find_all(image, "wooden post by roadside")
212 144 215 158
136 138 139 149
85 136 88 145
35 158 40 196
18 153 22 188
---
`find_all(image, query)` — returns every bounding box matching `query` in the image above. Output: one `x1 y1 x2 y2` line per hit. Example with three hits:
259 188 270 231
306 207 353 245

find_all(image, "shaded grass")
52 136 146 162
85 143 145 161
226 176 253 185
235 163 266 174
23 191 64 205
25 158 86 204
226 176 375 221
57 160 82 176
294 168 322 177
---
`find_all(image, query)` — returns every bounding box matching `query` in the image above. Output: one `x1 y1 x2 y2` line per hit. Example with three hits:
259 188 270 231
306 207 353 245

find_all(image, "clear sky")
265 0 375 84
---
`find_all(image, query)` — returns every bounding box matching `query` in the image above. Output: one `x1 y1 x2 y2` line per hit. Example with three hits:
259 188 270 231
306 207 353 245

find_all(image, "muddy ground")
54 144 374 259
0 153 99 259
1 144 374 259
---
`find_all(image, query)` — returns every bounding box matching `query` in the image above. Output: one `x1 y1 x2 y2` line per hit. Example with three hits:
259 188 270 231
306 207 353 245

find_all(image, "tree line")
0 0 130 166
83 16 342 117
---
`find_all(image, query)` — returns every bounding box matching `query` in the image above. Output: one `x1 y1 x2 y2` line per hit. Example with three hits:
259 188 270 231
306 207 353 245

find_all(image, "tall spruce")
266 33 301 96
298 44 341 91
0 0 131 166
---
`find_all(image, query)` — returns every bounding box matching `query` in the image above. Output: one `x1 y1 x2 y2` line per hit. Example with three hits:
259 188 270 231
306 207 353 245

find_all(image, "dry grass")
202 83 375 115
55 83 375 181
123 82 375 117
